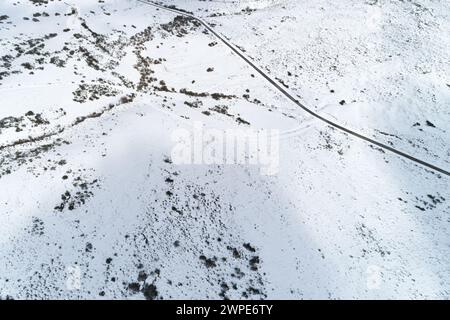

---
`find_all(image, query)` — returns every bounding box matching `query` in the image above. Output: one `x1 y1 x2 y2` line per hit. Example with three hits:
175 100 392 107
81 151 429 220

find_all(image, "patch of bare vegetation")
160 16 201 38
72 79 121 103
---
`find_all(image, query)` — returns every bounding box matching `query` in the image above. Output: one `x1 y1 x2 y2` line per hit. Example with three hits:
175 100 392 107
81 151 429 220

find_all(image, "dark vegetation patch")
242 91 262 105
0 111 50 134
154 80 174 93
317 128 347 156
275 77 289 88
73 80 120 103
0 33 63 83
21 62 34 70
164 5 194 15
211 92 235 100
126 268 160 300
414 193 446 211
0 116 23 133
209 105 233 117
73 93 135 125
130 27 161 92
30 217 45 236
179 88 208 97
236 117 250 125
28 0 51 5
143 283 158 300
356 223 391 258
0 137 69 178
179 88 236 100
78 46 103 71
184 100 203 109
49 56 66 67
0 94 135 178
160 15 200 37
199 255 217 268
54 177 100 212
425 120 436 128
243 243 256 252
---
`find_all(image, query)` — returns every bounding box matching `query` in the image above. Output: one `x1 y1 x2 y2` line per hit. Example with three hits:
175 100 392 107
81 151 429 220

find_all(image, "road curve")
137 0 450 177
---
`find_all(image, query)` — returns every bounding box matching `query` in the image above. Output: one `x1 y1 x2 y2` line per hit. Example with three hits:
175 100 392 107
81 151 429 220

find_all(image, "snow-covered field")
0 0 449 299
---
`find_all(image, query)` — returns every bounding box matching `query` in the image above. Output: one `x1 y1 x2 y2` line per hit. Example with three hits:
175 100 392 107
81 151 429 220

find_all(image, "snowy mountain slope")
0 0 449 299
159 0 450 169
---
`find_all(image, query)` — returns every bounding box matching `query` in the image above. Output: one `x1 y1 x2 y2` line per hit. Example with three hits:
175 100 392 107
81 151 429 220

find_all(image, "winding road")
138 0 450 177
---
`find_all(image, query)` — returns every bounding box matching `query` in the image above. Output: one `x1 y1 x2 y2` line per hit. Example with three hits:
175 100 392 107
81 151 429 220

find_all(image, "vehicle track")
138 0 450 177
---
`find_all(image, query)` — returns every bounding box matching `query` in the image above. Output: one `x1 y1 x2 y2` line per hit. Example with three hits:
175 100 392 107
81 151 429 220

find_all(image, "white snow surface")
0 0 449 299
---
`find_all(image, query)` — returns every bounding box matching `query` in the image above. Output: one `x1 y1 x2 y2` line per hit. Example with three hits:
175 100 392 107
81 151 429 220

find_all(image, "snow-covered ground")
0 0 449 299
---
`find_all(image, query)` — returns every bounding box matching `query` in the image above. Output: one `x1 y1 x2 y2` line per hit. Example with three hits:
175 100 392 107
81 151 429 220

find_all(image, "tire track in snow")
138 0 450 177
